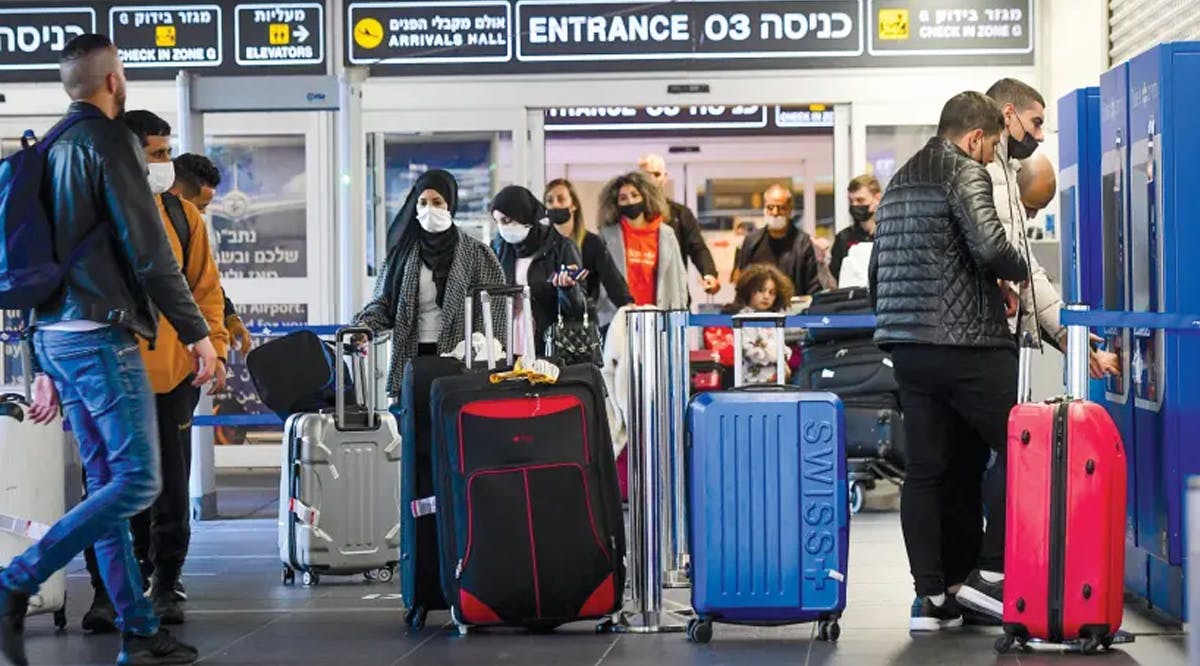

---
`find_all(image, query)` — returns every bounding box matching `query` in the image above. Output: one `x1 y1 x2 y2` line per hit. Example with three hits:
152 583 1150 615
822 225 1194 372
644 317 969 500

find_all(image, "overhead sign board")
517 0 861 62
347 1 511 65
0 7 98 71
235 2 325 66
0 1 327 82
346 0 1034 75
109 4 223 68
544 104 835 136
868 0 1032 56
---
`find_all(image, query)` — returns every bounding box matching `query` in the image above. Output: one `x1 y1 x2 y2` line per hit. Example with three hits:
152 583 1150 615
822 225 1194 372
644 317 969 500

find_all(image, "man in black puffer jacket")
868 91 1029 633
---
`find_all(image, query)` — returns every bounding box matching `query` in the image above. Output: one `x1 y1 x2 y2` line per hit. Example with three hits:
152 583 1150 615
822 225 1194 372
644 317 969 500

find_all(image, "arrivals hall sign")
346 0 1034 75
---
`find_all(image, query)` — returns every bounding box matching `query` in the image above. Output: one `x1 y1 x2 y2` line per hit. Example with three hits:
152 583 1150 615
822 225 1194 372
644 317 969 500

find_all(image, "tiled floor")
17 475 1189 665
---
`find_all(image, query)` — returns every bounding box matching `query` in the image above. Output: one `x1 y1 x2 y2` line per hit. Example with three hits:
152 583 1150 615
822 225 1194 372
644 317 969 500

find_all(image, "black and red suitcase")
429 286 626 634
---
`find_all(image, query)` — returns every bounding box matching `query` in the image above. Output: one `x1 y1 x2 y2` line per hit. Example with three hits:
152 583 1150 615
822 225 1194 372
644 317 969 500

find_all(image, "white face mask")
497 222 531 245
147 161 175 195
417 206 453 233
765 215 789 231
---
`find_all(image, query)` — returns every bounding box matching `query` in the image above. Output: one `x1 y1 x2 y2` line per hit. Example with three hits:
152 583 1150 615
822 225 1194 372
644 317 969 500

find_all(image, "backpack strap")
32 107 103 154
159 191 191 273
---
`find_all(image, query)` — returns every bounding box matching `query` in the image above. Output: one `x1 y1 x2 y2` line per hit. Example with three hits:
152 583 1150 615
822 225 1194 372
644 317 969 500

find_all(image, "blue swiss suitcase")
685 314 849 644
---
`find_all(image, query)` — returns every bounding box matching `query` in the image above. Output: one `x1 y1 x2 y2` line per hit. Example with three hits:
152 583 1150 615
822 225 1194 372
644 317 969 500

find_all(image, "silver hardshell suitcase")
278 327 401 586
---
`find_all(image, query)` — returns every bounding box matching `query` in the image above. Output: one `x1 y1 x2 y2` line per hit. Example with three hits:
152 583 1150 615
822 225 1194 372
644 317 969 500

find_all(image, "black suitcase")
796 338 898 396
805 287 874 343
246 330 354 418
428 286 625 634
397 355 461 630
842 393 906 464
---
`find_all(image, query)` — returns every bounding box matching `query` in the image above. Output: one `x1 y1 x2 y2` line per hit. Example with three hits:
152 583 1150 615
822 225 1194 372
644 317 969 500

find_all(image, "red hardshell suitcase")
997 331 1126 654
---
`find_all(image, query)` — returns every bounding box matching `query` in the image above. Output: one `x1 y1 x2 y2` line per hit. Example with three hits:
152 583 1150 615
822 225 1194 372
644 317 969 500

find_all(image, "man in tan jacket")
81 110 230 633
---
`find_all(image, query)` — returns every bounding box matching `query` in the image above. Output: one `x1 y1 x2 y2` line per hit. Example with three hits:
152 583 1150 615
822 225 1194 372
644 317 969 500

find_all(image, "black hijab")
491 185 551 258
386 169 459 306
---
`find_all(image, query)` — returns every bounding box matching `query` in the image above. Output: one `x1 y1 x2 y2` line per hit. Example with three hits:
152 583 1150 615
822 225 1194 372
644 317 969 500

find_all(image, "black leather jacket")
869 137 1029 350
492 230 586 355
34 102 208 346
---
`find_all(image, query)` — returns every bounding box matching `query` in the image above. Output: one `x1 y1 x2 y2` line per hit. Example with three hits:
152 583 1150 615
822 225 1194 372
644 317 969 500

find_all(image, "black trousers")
891 344 1017 597
85 376 201 589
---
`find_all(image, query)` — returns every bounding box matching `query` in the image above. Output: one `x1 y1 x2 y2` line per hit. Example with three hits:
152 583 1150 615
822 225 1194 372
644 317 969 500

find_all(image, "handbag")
543 306 603 367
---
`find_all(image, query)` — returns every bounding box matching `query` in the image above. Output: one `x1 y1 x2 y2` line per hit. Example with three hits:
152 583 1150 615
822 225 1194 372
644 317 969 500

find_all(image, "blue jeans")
0 328 161 635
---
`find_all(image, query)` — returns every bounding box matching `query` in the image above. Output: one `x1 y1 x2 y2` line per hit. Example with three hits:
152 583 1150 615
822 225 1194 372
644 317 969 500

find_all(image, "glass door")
199 112 334 469
362 108 532 302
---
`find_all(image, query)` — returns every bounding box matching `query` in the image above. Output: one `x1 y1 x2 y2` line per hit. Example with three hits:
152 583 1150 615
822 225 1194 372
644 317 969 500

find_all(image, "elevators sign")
0 7 97 70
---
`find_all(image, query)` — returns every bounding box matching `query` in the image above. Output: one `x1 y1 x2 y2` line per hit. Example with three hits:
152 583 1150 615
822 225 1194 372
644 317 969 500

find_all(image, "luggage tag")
289 498 333 542
0 513 50 540
410 496 437 518
488 356 561 385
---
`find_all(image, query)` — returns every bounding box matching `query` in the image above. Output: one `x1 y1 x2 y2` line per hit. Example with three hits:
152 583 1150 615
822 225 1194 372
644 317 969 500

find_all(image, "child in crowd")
733 264 796 384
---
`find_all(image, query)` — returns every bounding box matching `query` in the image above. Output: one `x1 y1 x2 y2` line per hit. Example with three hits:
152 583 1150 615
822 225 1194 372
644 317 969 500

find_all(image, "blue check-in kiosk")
1057 87 1103 310
1123 41 1200 621
1098 62 1141 595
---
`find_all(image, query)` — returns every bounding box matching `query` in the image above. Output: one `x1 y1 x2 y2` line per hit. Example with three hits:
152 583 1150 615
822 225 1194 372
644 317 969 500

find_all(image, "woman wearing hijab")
489 184 587 357
353 169 506 398
544 178 633 333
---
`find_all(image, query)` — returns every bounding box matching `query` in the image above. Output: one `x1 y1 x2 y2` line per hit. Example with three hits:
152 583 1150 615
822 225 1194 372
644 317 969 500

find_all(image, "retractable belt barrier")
7 309 1192 430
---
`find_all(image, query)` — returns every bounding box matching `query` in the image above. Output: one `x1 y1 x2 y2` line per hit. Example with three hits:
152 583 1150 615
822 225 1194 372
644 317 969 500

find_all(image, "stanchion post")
613 309 686 633
662 310 690 588
1064 303 1090 399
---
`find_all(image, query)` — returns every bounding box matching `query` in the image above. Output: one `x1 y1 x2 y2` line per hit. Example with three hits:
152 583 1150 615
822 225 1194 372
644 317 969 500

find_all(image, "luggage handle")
464 284 535 370
334 326 375 429
731 312 788 388
1017 331 1036 404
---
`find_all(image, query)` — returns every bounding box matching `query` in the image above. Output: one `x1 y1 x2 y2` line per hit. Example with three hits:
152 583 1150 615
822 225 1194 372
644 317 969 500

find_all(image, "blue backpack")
0 113 98 310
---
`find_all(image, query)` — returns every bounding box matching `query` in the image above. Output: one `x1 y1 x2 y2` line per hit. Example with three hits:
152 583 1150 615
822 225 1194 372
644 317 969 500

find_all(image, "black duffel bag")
246 330 356 419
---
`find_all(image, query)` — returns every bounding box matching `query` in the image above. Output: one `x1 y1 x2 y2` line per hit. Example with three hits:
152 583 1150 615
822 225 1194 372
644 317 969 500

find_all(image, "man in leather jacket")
868 91 1029 633
0 34 215 666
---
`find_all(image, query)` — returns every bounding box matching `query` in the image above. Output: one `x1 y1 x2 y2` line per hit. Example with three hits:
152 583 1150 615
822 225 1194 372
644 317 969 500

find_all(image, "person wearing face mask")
2 35 216 666
595 172 689 327
831 174 882 282
354 170 506 399
170 153 253 357
489 185 587 356
70 110 231 632
984 79 1072 362
730 184 823 297
868 91 1028 632
544 178 632 331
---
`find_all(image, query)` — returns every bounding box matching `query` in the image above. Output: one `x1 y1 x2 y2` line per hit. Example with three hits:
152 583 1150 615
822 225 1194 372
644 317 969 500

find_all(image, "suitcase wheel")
994 635 1014 654
281 567 295 586
594 618 616 634
302 571 319 587
817 619 840 643
686 619 713 644
849 482 866 515
1080 637 1104 655
404 606 427 631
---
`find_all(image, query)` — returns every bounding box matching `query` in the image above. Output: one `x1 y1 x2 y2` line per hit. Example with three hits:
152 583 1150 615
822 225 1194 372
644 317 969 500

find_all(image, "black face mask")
1007 115 1039 160
547 207 572 225
849 205 873 224
618 202 646 220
